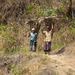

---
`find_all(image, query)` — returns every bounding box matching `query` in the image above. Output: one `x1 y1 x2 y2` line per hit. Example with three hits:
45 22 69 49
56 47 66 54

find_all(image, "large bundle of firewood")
25 16 59 33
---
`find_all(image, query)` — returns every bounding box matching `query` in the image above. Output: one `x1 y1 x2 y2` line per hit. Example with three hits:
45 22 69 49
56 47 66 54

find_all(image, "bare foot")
45 52 47 54
48 52 50 55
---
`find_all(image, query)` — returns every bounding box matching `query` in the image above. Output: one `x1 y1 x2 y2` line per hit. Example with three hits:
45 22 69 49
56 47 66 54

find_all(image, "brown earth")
0 42 75 75
0 0 75 75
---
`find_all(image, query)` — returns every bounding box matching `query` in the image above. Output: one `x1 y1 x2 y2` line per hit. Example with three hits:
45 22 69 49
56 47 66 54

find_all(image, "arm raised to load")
41 28 45 35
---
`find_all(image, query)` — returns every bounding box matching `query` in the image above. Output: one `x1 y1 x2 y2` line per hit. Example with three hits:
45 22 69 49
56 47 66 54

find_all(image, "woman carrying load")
28 28 37 52
41 24 53 55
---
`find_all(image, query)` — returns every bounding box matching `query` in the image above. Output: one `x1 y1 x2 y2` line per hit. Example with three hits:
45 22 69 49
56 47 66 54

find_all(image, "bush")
0 23 21 53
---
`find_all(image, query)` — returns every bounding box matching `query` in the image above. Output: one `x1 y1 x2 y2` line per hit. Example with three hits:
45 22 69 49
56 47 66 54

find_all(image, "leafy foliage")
26 4 34 10
0 23 21 53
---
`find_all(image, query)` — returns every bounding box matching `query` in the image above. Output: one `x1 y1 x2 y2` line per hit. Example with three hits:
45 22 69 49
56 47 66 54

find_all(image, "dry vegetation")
0 0 75 52
0 0 75 75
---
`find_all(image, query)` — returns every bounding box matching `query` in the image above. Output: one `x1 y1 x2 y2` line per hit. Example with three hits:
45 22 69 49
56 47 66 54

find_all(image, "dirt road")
47 54 75 75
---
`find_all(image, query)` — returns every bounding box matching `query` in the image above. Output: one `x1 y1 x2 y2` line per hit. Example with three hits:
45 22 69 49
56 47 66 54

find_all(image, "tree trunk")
67 0 74 19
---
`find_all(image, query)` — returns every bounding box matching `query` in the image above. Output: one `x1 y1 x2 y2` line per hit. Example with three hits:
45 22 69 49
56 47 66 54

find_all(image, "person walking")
41 24 53 55
28 28 37 52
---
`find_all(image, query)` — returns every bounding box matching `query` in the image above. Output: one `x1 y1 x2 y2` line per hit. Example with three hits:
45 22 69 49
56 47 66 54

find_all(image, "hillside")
0 42 75 75
0 0 75 24
0 0 75 75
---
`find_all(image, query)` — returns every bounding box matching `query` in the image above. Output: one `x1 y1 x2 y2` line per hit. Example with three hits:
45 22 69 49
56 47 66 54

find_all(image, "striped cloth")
44 41 51 51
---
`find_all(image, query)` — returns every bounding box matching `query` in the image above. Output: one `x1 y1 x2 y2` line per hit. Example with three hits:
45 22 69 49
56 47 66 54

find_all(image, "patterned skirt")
44 41 51 51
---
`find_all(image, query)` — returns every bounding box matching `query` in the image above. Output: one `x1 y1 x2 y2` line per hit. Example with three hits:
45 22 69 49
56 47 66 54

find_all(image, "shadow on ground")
55 47 65 54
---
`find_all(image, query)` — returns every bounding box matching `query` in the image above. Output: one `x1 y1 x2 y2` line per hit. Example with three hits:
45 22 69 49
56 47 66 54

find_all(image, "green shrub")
44 7 52 16
26 4 34 10
27 10 32 13
59 5 69 20
37 6 58 17
26 4 35 14
0 23 21 54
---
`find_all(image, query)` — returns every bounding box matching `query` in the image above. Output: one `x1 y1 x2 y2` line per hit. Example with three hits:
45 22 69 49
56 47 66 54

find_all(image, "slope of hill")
0 0 74 24
0 0 75 75
0 42 75 75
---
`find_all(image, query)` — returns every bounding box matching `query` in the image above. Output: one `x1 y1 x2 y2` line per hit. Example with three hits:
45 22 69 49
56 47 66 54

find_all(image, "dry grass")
0 22 30 54
0 0 75 54
66 68 73 75
0 35 3 49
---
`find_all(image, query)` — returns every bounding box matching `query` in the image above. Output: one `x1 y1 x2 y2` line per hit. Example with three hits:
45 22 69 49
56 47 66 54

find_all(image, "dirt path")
46 54 75 75
0 51 75 75
0 39 75 75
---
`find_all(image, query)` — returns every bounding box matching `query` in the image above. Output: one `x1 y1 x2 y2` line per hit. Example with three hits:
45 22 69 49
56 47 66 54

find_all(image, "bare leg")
44 50 47 54
48 50 50 55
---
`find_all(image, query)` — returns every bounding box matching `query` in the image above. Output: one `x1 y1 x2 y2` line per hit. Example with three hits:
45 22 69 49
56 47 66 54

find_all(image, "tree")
67 0 73 19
